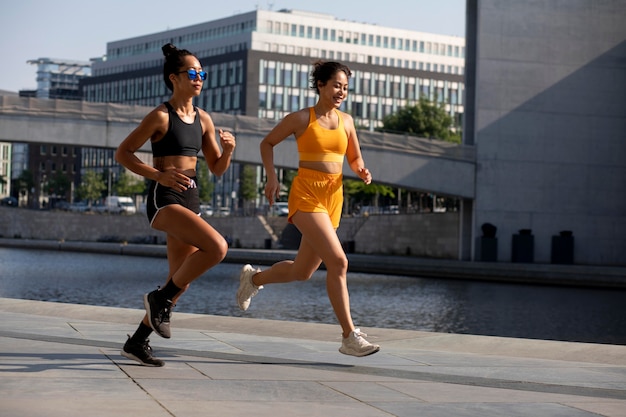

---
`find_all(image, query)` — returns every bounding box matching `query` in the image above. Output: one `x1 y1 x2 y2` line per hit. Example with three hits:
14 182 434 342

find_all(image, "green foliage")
115 170 146 196
380 96 461 143
76 170 106 203
45 172 71 196
239 165 258 201
344 179 395 201
15 170 34 196
196 160 214 202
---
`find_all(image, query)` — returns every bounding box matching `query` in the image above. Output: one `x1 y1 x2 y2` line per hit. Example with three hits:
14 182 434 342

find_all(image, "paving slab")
0 297 625 417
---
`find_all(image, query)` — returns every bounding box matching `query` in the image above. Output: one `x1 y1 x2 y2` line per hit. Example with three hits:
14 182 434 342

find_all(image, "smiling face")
318 70 349 108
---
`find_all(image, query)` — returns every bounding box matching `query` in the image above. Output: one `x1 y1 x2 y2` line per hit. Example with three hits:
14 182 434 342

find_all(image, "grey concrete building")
465 0 626 265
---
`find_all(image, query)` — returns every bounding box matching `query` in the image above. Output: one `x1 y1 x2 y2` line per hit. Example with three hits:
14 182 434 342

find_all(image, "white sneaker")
339 328 380 357
237 264 262 311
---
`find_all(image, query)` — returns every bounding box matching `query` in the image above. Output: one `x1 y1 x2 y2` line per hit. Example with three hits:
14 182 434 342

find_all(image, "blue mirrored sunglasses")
177 69 207 80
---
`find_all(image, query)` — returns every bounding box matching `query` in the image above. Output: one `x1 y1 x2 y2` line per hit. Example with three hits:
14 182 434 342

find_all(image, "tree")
380 96 461 143
115 170 146 196
195 160 214 203
344 179 395 214
45 172 71 198
76 170 106 204
14 170 35 206
239 165 258 215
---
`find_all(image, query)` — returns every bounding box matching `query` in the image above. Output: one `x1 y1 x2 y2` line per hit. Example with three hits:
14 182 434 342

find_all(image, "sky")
0 0 465 93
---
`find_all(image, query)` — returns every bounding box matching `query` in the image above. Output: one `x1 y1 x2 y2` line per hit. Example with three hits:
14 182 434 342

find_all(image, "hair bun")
162 43 177 57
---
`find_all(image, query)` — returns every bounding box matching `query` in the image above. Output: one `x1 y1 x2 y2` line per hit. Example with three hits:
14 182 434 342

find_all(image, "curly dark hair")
310 61 352 94
161 43 197 91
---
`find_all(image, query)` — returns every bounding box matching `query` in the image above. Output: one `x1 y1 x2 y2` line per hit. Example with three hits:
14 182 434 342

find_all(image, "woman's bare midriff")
154 155 197 177
299 160 342 174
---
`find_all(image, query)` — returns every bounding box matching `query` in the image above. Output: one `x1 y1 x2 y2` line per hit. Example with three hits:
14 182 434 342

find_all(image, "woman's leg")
252 240 323 286
152 204 229 287
139 233 195 328
291 212 355 338
144 205 228 337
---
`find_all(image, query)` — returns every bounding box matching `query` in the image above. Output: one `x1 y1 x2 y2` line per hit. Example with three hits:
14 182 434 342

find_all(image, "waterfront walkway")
1 297 625 417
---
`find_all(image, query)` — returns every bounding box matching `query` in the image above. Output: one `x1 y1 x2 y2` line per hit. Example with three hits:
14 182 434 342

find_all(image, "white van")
104 196 136 214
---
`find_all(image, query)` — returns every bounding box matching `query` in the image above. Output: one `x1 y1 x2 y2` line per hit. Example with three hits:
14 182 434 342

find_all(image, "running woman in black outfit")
115 43 236 366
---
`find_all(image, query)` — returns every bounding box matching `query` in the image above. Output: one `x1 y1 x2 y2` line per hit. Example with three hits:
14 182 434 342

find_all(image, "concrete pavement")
0 297 625 417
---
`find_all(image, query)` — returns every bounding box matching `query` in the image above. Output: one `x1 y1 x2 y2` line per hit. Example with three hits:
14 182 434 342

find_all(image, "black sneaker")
121 335 164 367
144 289 173 339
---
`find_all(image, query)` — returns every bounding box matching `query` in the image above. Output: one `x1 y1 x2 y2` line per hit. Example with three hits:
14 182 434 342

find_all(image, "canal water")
1 247 625 345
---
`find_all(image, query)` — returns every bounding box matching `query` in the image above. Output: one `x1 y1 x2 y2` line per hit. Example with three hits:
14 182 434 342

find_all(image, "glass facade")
257 59 463 129
82 9 465 128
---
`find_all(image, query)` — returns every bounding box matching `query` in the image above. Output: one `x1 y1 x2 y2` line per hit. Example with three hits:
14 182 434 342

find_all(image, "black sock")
130 322 152 343
159 279 182 301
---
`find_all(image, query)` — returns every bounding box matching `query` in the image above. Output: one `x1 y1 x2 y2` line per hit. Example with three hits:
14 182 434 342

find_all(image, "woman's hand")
156 168 191 192
358 167 372 185
264 177 281 205
219 129 236 156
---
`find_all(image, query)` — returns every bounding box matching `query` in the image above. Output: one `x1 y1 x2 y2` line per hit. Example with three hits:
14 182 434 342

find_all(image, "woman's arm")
199 110 235 177
260 110 305 203
115 105 190 191
115 107 165 181
342 112 372 184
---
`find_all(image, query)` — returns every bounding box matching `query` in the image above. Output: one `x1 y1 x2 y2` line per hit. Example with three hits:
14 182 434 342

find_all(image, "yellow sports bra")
297 107 347 163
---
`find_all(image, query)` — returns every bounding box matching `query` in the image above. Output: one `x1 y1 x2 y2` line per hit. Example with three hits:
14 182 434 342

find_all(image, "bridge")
0 96 476 199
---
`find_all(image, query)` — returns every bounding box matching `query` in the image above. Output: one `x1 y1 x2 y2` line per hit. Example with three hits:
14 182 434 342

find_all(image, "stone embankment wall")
0 207 459 258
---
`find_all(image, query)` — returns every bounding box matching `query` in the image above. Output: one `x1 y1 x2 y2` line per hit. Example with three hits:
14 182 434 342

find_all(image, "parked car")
216 206 231 217
69 202 89 212
54 201 71 211
200 204 214 216
103 196 136 214
269 202 289 216
0 196 18 207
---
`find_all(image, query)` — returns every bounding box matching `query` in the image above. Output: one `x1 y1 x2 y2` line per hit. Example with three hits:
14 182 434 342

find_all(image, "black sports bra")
151 102 202 157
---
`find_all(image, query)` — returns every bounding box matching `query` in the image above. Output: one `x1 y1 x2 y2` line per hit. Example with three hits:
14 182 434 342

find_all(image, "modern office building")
21 58 91 100
82 8 465 130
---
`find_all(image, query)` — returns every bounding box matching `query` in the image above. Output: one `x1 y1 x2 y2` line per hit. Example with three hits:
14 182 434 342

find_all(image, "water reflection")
1 247 625 345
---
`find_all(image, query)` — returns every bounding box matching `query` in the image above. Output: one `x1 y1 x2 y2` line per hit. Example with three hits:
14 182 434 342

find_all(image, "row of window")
107 21 256 60
257 89 460 128
86 59 245 104
39 161 77 174
106 13 464 64
40 145 77 157
263 19 464 57
259 60 463 104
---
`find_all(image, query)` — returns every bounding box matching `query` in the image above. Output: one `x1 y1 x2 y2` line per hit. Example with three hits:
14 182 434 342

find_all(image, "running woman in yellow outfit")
237 61 379 356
